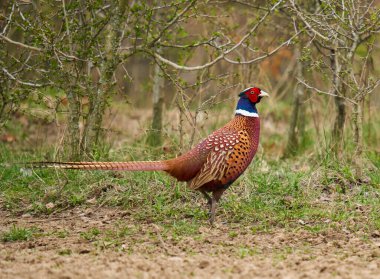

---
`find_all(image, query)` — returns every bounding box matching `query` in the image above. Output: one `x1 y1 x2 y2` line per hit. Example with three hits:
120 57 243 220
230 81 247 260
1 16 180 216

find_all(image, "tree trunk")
284 48 306 157
352 100 363 177
330 49 346 155
0 83 6 127
80 7 120 155
80 85 108 154
178 101 184 150
66 89 81 159
147 56 164 147
332 94 346 153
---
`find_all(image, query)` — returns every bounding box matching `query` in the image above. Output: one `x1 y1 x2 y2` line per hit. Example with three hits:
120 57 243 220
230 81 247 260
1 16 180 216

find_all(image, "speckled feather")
166 115 260 194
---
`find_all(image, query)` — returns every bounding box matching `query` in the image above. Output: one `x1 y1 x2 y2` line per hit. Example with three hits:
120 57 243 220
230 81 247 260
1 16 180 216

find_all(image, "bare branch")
1 3 16 36
148 0 198 47
152 0 285 71
223 31 300 65
61 0 74 54
289 0 330 42
0 34 42 52
158 36 217 49
297 78 357 105
1 67 49 88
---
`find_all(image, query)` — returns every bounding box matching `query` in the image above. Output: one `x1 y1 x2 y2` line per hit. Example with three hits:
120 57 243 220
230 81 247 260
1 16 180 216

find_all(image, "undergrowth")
1 143 379 237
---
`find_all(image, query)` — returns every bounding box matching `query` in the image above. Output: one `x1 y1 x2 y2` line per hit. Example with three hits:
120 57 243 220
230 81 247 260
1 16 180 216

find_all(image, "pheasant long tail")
30 161 169 171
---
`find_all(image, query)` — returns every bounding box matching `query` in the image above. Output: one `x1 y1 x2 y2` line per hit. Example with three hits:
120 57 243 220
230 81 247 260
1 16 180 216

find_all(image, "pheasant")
34 87 269 224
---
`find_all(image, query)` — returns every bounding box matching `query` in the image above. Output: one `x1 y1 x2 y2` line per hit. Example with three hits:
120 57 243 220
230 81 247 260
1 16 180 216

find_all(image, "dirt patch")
1 208 379 279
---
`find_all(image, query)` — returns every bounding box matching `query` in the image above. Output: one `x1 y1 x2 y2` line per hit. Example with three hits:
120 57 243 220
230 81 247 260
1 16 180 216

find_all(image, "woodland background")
0 0 379 163
0 1 380 278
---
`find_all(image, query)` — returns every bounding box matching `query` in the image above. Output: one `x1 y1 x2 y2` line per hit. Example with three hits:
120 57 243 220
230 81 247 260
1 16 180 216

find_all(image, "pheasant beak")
259 90 269 97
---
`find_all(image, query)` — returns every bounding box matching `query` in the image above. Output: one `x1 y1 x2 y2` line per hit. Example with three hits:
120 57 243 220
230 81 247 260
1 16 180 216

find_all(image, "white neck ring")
235 109 259 118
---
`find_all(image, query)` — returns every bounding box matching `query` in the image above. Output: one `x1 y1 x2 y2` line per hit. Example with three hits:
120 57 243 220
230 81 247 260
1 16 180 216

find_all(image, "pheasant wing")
188 130 240 190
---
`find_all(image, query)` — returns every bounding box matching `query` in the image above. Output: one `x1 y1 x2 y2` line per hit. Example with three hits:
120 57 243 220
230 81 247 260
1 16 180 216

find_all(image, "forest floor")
1 207 380 279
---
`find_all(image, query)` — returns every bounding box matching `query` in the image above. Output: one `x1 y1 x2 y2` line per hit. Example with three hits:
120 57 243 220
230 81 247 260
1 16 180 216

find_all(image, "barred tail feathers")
33 161 169 171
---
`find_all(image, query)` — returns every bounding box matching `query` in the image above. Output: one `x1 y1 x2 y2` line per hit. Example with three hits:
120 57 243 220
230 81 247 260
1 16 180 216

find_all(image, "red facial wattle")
246 88 261 103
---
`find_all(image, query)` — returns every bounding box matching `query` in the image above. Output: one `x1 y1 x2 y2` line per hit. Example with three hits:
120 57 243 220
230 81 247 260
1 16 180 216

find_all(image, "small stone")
79 249 91 254
199 260 210 269
46 202 55 209
86 198 97 204
298 219 306 225
371 250 380 258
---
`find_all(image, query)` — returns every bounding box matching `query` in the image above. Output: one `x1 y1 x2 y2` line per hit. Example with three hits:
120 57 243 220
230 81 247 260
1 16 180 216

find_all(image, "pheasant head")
235 87 269 117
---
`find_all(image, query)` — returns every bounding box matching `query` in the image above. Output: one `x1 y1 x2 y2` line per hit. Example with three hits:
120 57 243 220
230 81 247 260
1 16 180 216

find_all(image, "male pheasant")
35 87 269 224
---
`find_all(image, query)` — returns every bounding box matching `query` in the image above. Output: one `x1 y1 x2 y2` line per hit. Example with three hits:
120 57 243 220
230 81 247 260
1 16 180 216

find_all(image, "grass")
1 142 380 240
1 225 37 242
58 249 72 256
80 228 101 241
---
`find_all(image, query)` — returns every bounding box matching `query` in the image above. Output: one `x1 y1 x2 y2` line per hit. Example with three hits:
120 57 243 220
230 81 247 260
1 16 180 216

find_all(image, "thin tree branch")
152 0 284 71
1 67 50 87
148 0 198 47
223 31 300 65
0 34 42 52
297 78 357 105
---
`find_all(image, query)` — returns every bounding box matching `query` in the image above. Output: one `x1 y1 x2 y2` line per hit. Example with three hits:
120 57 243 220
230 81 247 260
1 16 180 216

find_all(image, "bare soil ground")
1 208 379 279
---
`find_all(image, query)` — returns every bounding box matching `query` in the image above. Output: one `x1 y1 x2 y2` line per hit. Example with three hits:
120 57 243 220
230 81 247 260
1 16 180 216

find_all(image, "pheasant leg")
209 196 217 225
209 189 225 225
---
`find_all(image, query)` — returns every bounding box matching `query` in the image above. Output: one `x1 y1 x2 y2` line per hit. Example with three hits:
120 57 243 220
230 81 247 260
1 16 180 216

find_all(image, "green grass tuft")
1 225 37 242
